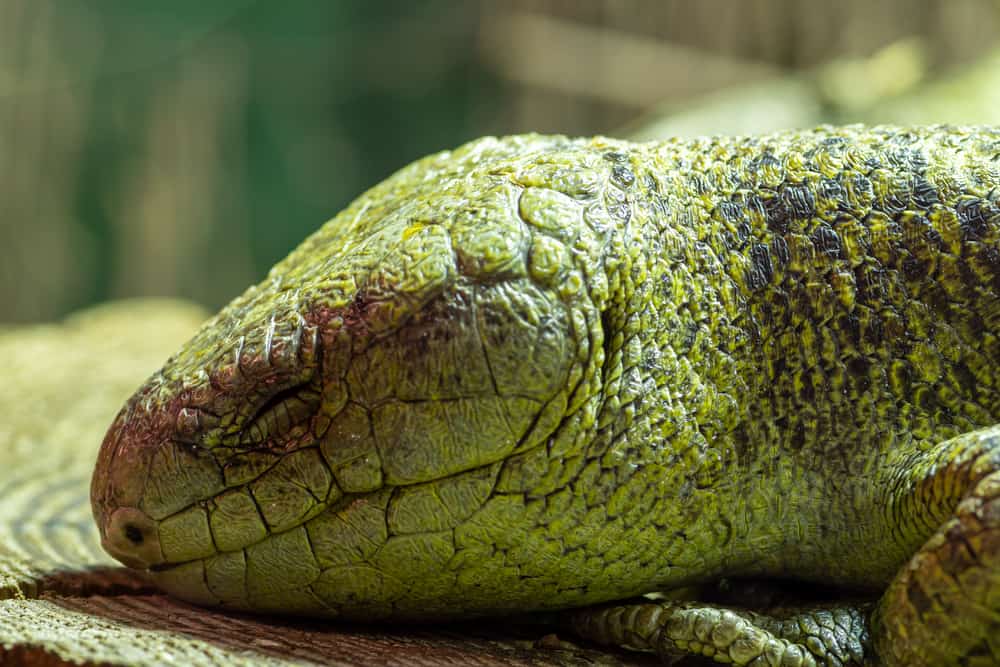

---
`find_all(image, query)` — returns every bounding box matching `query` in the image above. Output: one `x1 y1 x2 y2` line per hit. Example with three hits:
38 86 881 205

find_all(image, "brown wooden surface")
0 300 659 666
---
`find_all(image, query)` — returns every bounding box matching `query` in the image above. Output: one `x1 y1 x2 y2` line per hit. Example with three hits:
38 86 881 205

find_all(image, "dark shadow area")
31 566 660 666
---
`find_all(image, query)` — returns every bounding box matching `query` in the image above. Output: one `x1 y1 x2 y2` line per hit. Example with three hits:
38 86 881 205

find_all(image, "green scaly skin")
91 125 1000 666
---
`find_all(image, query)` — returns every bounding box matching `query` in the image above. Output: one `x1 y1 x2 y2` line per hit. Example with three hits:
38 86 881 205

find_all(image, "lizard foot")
569 599 873 666
872 425 1000 666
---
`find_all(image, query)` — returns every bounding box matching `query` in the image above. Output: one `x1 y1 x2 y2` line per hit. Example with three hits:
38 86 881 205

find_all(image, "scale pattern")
91 126 1000 665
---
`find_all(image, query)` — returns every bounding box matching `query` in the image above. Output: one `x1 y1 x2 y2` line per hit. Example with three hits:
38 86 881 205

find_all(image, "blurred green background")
4 0 1000 323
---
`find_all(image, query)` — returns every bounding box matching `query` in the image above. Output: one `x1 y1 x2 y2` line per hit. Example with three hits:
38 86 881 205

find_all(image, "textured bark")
0 300 646 667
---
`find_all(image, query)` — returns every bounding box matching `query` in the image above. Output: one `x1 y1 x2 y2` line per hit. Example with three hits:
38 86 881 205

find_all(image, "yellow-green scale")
92 126 1000 665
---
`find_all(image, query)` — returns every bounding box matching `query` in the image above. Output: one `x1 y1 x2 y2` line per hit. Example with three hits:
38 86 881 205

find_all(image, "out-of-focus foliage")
3 0 1000 322
1 1 497 322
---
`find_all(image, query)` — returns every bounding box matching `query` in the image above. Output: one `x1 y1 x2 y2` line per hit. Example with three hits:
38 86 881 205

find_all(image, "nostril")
102 506 164 569
124 524 144 545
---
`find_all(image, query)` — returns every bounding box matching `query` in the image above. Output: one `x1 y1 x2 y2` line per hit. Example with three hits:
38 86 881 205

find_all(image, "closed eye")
242 382 320 445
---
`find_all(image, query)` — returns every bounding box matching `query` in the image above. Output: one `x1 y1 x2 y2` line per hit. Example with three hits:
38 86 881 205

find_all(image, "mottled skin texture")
91 126 1000 666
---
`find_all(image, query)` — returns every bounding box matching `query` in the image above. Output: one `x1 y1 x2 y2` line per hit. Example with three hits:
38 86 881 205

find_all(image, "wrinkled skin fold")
92 126 1000 666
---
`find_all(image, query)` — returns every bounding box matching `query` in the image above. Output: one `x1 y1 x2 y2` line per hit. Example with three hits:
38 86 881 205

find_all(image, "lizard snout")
91 402 168 569
91 388 226 571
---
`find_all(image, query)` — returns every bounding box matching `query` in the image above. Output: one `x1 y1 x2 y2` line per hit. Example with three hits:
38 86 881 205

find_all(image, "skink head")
92 134 610 617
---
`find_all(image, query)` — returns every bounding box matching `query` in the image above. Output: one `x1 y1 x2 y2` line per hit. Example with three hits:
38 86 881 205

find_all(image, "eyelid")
242 383 321 445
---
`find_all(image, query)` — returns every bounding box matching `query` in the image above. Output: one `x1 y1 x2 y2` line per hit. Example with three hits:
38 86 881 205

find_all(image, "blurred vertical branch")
109 39 252 307
0 0 100 322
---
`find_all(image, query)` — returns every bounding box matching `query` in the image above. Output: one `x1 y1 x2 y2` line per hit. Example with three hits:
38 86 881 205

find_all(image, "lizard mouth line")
148 561 188 573
139 483 376 572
